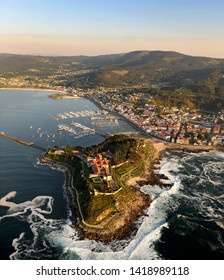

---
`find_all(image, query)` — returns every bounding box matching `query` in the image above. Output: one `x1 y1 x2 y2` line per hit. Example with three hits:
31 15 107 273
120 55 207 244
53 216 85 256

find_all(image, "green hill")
1 51 223 78
1 50 224 111
87 51 224 87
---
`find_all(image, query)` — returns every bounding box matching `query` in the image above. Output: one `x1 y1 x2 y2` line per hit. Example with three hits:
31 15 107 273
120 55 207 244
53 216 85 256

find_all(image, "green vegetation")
152 81 224 113
81 135 155 226
71 160 91 219
42 135 155 233
1 51 224 111
83 135 138 162
84 195 116 225
83 134 155 176
43 148 90 219
89 177 105 193
49 93 63 99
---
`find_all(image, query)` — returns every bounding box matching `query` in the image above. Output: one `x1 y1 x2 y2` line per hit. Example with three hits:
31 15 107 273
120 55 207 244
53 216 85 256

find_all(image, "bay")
0 89 136 259
0 89 224 260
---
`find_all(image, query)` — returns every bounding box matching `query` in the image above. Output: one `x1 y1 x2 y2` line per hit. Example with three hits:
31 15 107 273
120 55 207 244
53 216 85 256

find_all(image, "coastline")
83 96 148 135
62 95 80 99
31 91 222 242
40 132 158 242
0 87 66 94
126 140 216 188
145 141 216 186
1 88 223 260
39 157 80 224
40 153 151 242
39 133 221 243
0 87 80 99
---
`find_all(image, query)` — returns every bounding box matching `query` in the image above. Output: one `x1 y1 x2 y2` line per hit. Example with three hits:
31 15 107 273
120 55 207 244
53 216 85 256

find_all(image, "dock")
0 132 47 152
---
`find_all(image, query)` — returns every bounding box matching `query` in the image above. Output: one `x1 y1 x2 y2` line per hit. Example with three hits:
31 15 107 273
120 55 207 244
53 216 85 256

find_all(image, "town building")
87 154 112 183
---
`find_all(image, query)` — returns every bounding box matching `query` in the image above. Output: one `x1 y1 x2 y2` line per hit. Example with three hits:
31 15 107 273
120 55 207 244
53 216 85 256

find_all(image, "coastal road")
69 165 104 229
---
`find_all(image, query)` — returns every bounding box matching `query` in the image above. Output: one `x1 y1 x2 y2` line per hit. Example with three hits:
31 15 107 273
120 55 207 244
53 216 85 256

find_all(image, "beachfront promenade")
0 132 46 152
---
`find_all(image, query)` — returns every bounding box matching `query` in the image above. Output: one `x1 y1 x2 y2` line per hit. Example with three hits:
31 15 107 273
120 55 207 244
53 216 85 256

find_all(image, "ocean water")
0 90 224 260
155 150 224 260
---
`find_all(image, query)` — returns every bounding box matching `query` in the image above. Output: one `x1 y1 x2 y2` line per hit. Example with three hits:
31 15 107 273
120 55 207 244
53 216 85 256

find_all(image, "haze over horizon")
1 0 224 58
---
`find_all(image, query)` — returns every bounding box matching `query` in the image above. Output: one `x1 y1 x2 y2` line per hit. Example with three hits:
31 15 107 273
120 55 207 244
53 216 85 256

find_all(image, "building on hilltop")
87 154 112 183
86 153 119 193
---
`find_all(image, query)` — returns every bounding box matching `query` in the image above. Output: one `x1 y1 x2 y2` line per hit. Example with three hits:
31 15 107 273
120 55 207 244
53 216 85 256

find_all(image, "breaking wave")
1 150 224 259
44 155 183 260
0 191 67 259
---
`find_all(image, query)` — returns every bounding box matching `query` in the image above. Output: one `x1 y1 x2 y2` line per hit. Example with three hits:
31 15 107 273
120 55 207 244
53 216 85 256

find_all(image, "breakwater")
0 132 46 152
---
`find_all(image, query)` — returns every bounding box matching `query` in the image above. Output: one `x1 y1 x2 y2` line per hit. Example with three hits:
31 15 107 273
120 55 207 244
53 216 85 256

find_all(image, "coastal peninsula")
0 127 219 243
40 133 218 241
41 134 157 241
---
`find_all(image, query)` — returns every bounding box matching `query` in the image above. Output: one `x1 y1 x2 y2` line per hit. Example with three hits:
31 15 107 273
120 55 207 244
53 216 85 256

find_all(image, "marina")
54 109 118 139
1 89 223 261
30 106 120 143
90 116 119 128
71 122 95 133
57 123 96 139
56 109 108 120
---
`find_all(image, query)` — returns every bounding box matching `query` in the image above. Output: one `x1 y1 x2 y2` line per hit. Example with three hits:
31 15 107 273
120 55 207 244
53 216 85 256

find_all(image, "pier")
0 132 47 152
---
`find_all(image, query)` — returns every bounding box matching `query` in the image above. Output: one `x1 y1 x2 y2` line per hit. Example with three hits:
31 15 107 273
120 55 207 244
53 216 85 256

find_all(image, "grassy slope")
82 135 155 227
1 51 224 111
42 135 155 239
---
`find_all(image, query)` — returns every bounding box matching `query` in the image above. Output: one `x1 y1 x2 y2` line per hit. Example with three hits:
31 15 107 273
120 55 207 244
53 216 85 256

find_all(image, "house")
72 149 80 154
87 154 112 183
51 149 65 155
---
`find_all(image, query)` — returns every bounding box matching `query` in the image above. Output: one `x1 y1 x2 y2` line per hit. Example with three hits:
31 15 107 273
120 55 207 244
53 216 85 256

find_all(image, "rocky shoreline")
40 152 153 243
140 142 216 188
39 157 80 224
76 191 151 242
128 141 219 191
40 141 221 243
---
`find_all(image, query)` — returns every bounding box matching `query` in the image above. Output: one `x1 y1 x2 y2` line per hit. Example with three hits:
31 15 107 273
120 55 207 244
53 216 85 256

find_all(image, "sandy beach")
0 88 81 99
0 87 66 93
62 95 80 99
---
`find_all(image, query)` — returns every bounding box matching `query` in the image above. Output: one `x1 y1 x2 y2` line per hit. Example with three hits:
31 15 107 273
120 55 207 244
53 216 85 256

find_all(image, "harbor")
57 123 96 139
55 109 109 120
44 107 121 141
0 89 138 261
90 116 119 128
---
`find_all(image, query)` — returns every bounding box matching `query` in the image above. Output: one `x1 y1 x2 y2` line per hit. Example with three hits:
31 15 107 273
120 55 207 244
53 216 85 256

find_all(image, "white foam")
46 170 183 260
215 221 224 230
0 191 62 259
48 153 183 260
0 191 17 208
0 192 54 221
141 185 163 198
201 161 224 186
5 152 185 260
10 232 26 260
128 222 168 259
213 150 224 159
157 157 184 183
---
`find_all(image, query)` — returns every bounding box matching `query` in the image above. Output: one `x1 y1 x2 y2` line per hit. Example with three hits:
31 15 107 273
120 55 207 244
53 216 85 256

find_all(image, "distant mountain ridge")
0 51 224 87
1 50 224 111
0 50 223 72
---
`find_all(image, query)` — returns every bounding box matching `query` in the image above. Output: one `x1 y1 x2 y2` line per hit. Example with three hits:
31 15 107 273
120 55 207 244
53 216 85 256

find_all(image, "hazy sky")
1 0 224 57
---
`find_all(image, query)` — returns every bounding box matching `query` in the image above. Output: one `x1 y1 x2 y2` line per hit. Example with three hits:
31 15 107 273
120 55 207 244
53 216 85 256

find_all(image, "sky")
0 0 224 58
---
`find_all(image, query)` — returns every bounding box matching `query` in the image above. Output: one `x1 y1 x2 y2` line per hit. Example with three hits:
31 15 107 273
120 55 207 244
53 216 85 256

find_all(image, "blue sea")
0 90 223 260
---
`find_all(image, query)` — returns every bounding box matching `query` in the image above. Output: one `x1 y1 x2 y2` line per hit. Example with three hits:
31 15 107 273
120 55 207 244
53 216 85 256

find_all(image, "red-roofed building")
87 154 112 182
